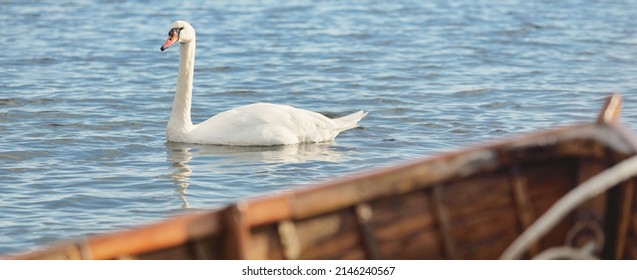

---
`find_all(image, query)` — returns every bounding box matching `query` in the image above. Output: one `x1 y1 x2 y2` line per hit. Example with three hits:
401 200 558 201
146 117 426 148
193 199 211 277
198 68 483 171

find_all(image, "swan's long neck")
168 40 196 133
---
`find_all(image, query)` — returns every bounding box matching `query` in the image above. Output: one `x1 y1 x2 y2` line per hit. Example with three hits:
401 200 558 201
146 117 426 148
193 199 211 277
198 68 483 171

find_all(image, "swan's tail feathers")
334 110 368 132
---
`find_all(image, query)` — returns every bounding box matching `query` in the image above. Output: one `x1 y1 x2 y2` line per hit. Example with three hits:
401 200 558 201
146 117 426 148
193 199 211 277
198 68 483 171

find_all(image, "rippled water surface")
2 0 637 254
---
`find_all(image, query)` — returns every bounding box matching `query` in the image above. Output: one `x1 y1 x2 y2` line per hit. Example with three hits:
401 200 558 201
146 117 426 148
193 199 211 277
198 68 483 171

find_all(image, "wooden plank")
451 209 519 249
250 225 285 260
294 213 343 251
533 196 574 250
629 216 637 259
601 172 630 259
87 211 222 260
430 185 457 259
509 165 540 257
289 150 498 220
297 212 363 259
278 220 301 260
138 236 222 260
568 158 607 255
372 192 442 258
614 180 634 259
575 159 608 221
223 203 251 259
379 228 443 259
355 203 381 259
526 160 576 203
372 192 436 240
245 194 292 227
11 241 89 260
443 172 514 221
456 232 518 260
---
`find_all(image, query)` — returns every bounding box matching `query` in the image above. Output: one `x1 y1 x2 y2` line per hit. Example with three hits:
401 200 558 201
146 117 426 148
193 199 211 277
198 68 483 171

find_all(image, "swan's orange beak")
160 32 179 51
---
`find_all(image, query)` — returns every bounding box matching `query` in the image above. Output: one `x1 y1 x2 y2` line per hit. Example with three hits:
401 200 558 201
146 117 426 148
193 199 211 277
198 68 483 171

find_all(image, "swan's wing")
191 103 340 145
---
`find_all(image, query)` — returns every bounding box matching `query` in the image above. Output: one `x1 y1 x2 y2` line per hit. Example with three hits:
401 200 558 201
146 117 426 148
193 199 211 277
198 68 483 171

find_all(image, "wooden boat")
8 94 637 260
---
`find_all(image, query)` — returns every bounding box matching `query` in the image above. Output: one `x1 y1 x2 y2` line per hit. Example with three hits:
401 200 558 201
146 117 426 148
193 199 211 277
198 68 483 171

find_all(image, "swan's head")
160 20 196 51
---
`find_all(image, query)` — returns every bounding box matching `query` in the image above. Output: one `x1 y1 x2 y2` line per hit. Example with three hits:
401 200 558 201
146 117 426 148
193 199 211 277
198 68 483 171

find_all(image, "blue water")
1 0 637 255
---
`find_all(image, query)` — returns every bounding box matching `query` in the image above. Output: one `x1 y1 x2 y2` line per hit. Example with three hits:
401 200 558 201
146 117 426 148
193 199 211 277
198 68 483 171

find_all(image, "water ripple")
1 0 637 255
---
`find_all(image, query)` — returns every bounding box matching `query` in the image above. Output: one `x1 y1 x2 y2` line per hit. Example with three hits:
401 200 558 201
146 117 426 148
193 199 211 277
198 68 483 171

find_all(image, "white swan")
160 20 367 146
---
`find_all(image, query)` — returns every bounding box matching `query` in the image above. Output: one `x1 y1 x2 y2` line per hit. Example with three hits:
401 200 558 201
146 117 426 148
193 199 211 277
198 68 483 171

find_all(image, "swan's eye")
168 27 184 37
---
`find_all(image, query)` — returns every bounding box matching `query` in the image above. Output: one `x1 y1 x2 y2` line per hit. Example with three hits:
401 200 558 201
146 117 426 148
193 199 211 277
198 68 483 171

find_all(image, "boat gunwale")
246 122 637 224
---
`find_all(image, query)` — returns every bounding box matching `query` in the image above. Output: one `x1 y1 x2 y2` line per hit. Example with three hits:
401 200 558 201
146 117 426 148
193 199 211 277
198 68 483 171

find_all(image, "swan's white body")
162 21 367 146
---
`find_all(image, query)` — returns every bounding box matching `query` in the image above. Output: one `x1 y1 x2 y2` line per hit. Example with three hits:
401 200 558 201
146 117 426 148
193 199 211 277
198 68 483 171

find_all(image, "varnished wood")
597 93 622 124
431 185 458 259
355 203 381 259
509 165 540 257
223 203 250 259
614 180 634 259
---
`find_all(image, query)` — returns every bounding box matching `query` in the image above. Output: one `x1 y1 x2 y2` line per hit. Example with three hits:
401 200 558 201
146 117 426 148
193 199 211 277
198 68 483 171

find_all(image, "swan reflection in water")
165 142 350 208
